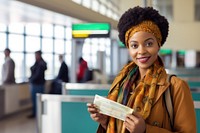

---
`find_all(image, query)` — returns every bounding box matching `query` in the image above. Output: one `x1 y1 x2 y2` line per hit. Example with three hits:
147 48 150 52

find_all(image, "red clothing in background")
77 59 88 82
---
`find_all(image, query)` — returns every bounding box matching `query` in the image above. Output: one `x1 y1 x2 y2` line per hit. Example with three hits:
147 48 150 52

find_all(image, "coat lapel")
153 72 170 106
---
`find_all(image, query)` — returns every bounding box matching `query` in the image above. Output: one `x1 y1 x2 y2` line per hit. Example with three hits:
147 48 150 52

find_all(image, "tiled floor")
0 110 37 133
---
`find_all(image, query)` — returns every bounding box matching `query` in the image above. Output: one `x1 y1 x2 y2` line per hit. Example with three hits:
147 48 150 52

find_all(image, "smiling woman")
87 6 197 133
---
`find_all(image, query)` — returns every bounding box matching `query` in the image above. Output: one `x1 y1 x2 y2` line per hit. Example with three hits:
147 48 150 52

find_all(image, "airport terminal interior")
0 0 200 133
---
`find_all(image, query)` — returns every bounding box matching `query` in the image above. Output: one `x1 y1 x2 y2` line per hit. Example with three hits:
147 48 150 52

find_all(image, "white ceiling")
0 0 118 29
0 0 80 25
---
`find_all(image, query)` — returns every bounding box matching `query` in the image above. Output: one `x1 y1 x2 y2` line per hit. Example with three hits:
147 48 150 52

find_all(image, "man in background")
1 48 15 84
28 50 47 118
49 54 69 94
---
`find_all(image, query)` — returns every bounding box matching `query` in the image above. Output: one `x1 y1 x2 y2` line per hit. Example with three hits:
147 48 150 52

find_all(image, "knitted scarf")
105 57 164 133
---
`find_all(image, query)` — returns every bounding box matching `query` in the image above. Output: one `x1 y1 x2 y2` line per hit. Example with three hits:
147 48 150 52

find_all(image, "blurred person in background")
77 57 88 83
28 50 47 118
1 48 15 85
49 54 69 94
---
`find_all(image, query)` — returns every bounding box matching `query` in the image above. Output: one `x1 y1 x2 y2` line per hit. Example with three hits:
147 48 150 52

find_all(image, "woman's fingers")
87 103 99 113
125 113 146 133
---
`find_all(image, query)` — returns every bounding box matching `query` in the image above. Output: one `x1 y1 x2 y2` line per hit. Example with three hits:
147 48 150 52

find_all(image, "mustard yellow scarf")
103 57 165 133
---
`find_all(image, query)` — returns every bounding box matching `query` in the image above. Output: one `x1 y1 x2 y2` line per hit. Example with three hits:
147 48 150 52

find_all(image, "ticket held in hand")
93 94 134 121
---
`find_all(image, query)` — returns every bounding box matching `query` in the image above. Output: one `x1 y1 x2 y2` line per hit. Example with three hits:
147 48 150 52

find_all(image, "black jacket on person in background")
29 59 47 85
56 61 69 82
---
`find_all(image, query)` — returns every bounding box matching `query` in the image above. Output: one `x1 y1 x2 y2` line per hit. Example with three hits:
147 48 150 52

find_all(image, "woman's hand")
124 112 146 133
87 103 108 129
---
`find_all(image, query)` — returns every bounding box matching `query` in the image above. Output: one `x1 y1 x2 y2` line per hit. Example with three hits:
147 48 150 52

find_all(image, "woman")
87 6 196 133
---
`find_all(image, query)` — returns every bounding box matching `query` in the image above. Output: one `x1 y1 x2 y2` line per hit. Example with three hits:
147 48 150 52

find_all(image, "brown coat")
98 69 197 133
145 72 196 133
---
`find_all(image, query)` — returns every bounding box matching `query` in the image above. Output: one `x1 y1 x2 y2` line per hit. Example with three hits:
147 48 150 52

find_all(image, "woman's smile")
137 56 151 63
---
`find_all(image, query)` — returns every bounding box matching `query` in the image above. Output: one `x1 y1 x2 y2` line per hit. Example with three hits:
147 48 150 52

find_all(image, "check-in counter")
37 94 97 133
0 83 31 118
37 93 200 133
166 68 200 88
62 83 111 96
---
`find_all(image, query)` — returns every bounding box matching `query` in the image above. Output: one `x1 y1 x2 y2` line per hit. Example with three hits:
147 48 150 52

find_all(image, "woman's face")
128 31 160 71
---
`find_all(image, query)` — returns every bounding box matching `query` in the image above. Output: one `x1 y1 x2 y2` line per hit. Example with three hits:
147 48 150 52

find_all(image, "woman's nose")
138 45 146 54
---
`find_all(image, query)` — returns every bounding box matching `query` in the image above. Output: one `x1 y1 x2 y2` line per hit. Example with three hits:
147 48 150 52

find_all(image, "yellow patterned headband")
125 20 162 47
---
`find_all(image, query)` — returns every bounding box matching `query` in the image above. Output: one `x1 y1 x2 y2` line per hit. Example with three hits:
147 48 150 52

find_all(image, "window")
0 33 6 51
54 39 65 54
8 34 24 52
42 38 53 53
26 36 40 52
43 53 54 79
0 53 4 83
71 0 120 20
99 4 106 15
66 27 72 39
82 0 91 8
91 0 99 12
54 25 65 39
9 23 24 34
152 0 173 21
26 23 41 36
25 53 35 78
65 40 72 54
42 24 53 37
11 53 24 82
0 23 7 32
0 20 74 83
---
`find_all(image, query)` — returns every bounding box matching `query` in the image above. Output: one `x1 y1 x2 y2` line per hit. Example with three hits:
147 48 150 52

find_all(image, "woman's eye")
130 43 138 48
146 42 153 47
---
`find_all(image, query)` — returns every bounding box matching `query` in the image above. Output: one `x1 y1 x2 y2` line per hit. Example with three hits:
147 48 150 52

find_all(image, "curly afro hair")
118 6 169 46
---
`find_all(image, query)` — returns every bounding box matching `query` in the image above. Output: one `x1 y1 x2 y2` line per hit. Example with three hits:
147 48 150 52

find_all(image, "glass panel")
54 25 65 39
99 4 106 15
26 23 41 36
42 38 53 53
0 53 4 84
42 24 53 37
8 34 24 52
107 9 112 18
0 23 7 32
26 36 40 52
0 33 6 51
99 38 106 51
25 53 35 78
8 23 24 34
53 54 61 77
92 1 99 12
113 13 119 20
65 40 72 54
66 27 72 39
106 56 110 74
107 1 112 8
54 39 65 54
82 0 91 8
65 54 71 68
43 53 53 79
105 39 111 56
91 54 97 68
91 39 98 54
82 42 91 55
11 53 24 83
